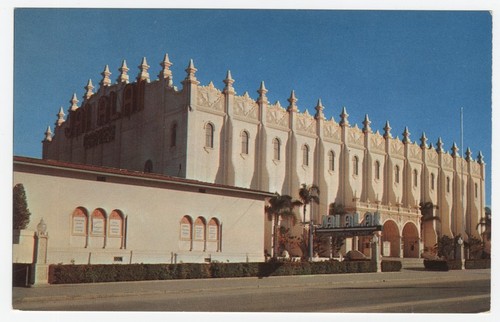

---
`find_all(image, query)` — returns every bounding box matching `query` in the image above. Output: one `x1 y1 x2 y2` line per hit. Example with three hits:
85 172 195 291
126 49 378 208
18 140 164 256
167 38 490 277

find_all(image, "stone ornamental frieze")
233 92 259 122
442 153 454 170
197 82 224 113
323 121 341 143
390 139 405 157
370 133 385 154
266 102 289 129
426 149 439 166
296 111 316 137
409 143 423 162
348 126 364 147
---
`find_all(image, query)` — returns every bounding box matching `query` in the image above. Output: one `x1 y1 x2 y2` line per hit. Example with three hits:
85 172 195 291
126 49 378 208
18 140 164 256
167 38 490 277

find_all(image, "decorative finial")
477 151 484 164
70 93 79 111
383 120 392 139
340 106 349 127
43 126 52 142
186 59 197 77
158 53 173 86
451 142 459 157
84 79 94 99
56 107 65 126
117 60 130 83
314 99 325 120
420 132 427 149
136 57 150 82
257 81 268 103
436 137 444 153
287 90 298 112
465 147 472 161
362 114 371 133
100 65 112 87
223 70 235 94
402 127 411 144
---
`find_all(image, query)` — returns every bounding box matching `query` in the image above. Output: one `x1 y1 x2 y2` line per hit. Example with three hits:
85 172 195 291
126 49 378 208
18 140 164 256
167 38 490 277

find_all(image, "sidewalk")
12 268 490 305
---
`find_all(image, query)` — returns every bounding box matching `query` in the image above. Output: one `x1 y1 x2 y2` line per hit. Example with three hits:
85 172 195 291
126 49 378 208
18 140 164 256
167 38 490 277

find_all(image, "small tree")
13 184 31 230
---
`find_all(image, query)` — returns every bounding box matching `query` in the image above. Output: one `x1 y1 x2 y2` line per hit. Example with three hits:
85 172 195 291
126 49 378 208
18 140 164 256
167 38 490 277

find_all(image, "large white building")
41 53 486 258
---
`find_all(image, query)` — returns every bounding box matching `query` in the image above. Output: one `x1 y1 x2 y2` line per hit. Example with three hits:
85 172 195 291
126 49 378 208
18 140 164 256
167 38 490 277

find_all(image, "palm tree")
265 193 302 258
298 183 320 224
476 207 491 241
298 184 320 260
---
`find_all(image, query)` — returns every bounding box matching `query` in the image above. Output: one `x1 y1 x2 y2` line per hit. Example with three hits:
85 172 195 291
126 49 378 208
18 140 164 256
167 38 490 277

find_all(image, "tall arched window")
90 208 106 236
302 144 309 166
328 151 335 171
413 169 418 187
170 123 177 147
431 173 435 190
353 156 359 176
108 210 124 238
374 161 380 180
395 165 400 184
205 123 214 148
273 138 281 161
241 131 249 155
180 216 193 240
71 207 88 236
447 176 451 193
194 217 206 241
475 183 478 198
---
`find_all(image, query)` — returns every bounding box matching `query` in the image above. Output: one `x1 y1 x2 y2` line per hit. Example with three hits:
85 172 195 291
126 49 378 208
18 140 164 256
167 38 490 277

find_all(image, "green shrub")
381 261 402 272
465 259 490 269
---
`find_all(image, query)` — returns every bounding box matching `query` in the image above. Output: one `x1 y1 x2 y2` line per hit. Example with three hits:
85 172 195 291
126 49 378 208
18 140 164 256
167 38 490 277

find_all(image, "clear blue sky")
13 9 492 205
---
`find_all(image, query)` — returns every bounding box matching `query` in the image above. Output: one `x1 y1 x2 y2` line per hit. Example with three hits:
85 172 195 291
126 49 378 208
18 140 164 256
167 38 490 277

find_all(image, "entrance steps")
383 257 424 269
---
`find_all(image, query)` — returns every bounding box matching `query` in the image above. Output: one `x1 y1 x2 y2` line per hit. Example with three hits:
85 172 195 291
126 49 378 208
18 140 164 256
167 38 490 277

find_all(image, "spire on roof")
465 147 472 161
402 127 411 144
70 93 79 111
158 53 173 87
436 137 444 153
383 120 392 139
84 79 94 99
362 114 371 133
223 70 235 94
257 81 268 104
100 65 112 87
339 106 349 127
420 132 427 149
287 90 298 112
314 99 325 120
117 60 130 83
477 151 484 164
56 107 65 127
43 126 52 142
451 142 459 157
137 57 150 82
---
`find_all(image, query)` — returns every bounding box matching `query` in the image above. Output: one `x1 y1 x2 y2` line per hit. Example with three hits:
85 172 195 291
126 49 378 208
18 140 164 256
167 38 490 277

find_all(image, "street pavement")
12 268 490 312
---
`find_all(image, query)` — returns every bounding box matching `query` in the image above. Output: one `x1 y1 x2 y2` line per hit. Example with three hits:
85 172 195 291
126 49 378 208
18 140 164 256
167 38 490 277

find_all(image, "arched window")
208 218 220 241
475 183 478 198
353 156 359 176
431 173 435 190
194 217 206 241
374 161 380 180
328 151 335 171
413 169 418 187
144 160 153 173
180 216 193 240
241 131 249 155
205 123 214 148
171 123 177 147
108 210 124 238
447 176 451 193
273 138 281 161
90 209 106 236
395 165 400 184
71 207 88 236
302 144 309 166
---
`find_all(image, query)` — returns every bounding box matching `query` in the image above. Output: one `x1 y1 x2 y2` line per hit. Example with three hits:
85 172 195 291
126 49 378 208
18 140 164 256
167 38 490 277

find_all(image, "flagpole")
460 107 465 237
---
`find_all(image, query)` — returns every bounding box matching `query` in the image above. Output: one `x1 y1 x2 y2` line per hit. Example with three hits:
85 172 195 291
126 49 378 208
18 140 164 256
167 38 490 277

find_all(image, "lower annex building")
33 53 486 260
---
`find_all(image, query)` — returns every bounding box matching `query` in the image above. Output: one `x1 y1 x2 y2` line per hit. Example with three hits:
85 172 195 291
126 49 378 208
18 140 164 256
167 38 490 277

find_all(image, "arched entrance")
382 220 400 257
402 222 420 258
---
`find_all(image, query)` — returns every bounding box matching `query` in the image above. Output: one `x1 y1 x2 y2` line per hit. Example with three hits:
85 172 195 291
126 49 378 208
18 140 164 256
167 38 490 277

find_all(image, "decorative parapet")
323 118 341 143
426 148 439 166
233 92 259 123
408 142 423 162
370 132 385 154
197 82 224 114
390 137 405 157
347 125 364 148
266 101 289 130
295 109 317 137
442 153 454 170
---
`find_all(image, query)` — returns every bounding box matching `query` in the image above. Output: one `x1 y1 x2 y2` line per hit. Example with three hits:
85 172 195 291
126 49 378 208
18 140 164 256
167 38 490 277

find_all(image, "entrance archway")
382 220 400 257
402 222 420 258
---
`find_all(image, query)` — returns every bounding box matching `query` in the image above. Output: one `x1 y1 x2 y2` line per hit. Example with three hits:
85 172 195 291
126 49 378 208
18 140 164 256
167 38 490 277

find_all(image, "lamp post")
456 236 465 270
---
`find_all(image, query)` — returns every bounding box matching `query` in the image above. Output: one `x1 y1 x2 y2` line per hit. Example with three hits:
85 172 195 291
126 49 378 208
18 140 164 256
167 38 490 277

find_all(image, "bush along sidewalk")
48 260 401 284
423 259 491 271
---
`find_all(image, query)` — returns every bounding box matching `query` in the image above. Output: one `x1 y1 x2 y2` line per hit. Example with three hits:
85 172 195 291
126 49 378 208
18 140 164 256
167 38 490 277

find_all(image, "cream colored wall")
13 168 266 264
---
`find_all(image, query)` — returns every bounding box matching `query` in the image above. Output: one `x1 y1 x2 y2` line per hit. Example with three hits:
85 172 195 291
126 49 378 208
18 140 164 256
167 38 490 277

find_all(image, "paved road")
13 269 490 313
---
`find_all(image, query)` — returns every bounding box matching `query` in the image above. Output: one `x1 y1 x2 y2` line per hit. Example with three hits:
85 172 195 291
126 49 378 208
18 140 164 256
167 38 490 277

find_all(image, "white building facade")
41 54 487 258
